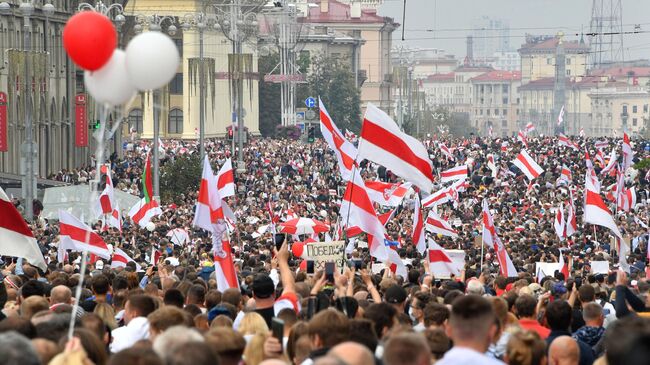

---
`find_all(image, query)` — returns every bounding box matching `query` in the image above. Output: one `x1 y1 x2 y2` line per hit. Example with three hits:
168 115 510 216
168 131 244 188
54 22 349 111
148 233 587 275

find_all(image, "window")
480 109 483 115
494 109 499 116
633 118 638 127
128 109 143 134
644 104 648 113
566 69 571 76
622 105 628 114
487 109 490 116
502 85 508 93
633 105 638 113
547 58 553 65
503 109 507 116
169 73 183 95
168 109 183 134
501 120 507 127
566 58 571 65
502 97 509 105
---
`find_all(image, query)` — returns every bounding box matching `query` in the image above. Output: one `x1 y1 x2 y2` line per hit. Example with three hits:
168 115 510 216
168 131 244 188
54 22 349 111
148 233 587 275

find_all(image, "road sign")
305 97 316 108
296 111 305 120
306 110 317 120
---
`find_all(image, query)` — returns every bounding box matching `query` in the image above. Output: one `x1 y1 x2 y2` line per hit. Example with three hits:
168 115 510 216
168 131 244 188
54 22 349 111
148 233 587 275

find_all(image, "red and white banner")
75 93 88 147
58 210 110 259
216 159 235 198
512 150 544 180
559 164 572 184
517 130 528 148
129 198 163 228
364 181 412 207
412 195 426 254
594 140 608 150
554 206 565 241
359 103 434 192
557 105 565 126
193 156 224 232
440 165 468 183
422 180 468 208
439 143 455 161
558 134 578 150
0 92 7 152
584 173 623 240
622 132 634 170
525 122 535 134
600 147 617 175
94 174 115 218
319 99 358 181
111 247 141 271
214 239 239 291
482 200 517 277
425 210 458 238
340 170 388 261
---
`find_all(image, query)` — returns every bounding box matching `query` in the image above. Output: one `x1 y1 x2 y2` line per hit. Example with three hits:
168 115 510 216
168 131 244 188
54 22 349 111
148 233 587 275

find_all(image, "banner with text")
305 241 346 271
75 93 87 147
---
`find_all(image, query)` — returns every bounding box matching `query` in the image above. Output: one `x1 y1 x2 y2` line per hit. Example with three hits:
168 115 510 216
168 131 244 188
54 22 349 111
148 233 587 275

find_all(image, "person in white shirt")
435 295 505 365
109 294 156 353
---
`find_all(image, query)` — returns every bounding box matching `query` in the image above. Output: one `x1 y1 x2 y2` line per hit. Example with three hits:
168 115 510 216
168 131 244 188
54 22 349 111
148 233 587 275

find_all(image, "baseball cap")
251 274 275 299
384 284 407 304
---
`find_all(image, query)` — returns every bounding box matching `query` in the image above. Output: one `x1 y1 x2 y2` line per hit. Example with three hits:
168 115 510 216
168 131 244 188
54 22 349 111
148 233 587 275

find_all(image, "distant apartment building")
471 16 511 64
470 70 522 137
421 64 492 115
589 86 649 136
488 51 521 72
518 35 589 84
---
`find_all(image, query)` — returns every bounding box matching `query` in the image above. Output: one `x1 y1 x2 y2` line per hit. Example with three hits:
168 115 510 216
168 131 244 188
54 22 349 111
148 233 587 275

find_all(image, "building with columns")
123 0 260 141
469 70 521 137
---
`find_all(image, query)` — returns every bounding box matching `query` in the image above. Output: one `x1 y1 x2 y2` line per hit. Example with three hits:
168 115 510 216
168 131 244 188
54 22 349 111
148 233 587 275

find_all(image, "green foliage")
160 154 202 204
309 55 361 132
258 53 282 137
634 158 650 171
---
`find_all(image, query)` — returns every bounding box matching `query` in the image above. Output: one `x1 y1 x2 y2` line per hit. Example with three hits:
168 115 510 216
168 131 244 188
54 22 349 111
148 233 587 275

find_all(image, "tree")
160 154 201 204
425 107 478 137
258 53 281 137
308 55 360 132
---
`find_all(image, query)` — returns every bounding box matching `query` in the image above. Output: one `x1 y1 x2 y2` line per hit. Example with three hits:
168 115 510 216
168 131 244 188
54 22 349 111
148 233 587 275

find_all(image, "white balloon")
125 32 180 91
84 49 136 106
146 221 156 232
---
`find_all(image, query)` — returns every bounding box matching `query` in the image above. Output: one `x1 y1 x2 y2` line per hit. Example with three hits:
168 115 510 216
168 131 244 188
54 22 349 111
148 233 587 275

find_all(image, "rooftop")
300 0 396 24
423 72 455 83
518 37 590 54
471 70 521 82
590 66 650 78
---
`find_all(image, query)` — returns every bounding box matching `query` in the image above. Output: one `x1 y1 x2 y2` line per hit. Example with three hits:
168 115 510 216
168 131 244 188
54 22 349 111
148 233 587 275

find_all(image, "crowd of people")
2 132 650 365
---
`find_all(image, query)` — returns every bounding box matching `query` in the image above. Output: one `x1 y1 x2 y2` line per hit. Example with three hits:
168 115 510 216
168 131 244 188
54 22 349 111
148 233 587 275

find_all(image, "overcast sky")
379 0 650 61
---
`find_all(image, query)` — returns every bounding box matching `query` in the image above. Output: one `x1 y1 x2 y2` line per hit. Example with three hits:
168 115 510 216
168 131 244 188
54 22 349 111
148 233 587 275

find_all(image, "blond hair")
506 330 547 365
237 312 269 335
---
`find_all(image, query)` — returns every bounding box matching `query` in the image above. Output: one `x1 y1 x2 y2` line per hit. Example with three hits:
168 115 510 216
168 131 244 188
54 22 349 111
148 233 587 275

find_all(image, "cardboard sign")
590 261 609 274
429 249 465 279
305 241 346 270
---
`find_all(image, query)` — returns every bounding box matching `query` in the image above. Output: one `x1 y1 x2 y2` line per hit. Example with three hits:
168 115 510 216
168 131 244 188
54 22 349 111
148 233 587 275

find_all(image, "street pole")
22 3 34 222
199 23 205 162
153 90 160 201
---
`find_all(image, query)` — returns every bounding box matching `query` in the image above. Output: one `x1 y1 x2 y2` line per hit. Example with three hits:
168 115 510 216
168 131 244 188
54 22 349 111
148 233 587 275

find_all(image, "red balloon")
292 242 305 258
63 12 117 71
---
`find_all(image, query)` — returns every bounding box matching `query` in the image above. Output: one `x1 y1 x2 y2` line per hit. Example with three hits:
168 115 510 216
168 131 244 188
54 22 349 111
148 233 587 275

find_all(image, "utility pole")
22 2 34 222
553 31 566 135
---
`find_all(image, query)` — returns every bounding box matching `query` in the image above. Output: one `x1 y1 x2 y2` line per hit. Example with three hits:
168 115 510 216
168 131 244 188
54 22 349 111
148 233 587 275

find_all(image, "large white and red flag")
359 103 434 192
319 99 358 181
565 201 578 237
216 159 235 198
412 195 426 254
0 187 47 270
558 134 579 150
425 210 458 238
340 170 388 261
94 173 116 218
560 164 572 185
554 206 566 241
525 122 535 134
601 147 617 175
111 247 141 271
103 202 122 232
213 238 239 291
622 132 634 170
193 156 224 232
428 239 452 263
129 198 162 228
364 181 412 207
58 210 110 259
439 143 455 161
421 179 469 208
584 173 623 240
440 165 468 183
557 105 565 126
512 150 544 180
482 200 518 277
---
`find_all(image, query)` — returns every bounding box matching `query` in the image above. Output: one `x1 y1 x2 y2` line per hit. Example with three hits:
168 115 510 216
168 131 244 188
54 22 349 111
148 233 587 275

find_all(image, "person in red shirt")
515 294 550 339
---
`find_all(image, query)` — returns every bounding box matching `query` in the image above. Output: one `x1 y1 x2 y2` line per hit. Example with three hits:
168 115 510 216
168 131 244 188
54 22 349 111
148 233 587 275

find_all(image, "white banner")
535 262 563 278
590 261 609 274
305 241 346 270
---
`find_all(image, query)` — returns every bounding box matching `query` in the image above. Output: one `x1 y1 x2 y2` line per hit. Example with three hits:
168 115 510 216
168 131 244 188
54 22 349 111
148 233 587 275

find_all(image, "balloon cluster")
63 12 180 107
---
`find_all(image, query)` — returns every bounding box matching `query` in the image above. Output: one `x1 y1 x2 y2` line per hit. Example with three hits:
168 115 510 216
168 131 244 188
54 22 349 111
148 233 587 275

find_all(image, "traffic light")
89 120 100 130
307 126 315 143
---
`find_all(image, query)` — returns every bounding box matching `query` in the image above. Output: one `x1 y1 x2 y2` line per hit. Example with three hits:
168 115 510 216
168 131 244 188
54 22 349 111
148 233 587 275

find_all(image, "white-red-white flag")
594 140 608 150
129 198 162 228
216 158 235 198
422 180 468 208
517 130 528 148
618 186 637 212
58 210 110 259
439 143 455 161
601 147 617 175
213 239 239 291
482 200 518 277
364 181 412 207
344 129 358 142
557 105 565 126
560 164 572 185
412 195 426 254
319 99 358 181
428 239 452 263
193 156 224 232
425 210 458 238
558 134 578 150
554 206 566 241
512 150 544 180
585 150 601 193
94 173 116 218
579 128 585 138
103 202 122 232
111 247 141 271
340 170 388 261
440 165 468 183
565 201 577 237
488 125 494 138
595 149 605 167
525 122 535 134
622 132 634 171
584 173 623 240
359 103 434 192
0 187 47 270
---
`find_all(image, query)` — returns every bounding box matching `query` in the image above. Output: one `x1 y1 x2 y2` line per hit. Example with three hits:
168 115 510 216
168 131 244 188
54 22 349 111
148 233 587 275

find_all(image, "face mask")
408 306 417 322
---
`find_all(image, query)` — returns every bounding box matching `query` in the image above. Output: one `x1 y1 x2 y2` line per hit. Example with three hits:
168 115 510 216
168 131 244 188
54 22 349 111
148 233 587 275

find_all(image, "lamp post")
77 1 126 159
0 1 55 221
212 0 263 173
181 13 212 162
134 15 178 201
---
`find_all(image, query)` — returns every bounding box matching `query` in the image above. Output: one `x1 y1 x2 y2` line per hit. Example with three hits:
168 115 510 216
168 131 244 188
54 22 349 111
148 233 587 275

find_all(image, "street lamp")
181 13 213 162
0 1 55 222
77 1 127 159
134 14 178 201
212 0 264 173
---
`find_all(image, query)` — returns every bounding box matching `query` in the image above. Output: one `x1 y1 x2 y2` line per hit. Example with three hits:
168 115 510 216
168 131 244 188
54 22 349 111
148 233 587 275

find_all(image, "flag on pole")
517 130 528 148
58 210 110 259
94 173 116 218
594 140 608 150
412 195 426 254
358 103 434 192
554 206 565 241
422 180 469 208
559 252 569 279
111 248 141 271
560 164 572 185
216 159 235 198
440 165 468 183
213 239 239 291
584 173 623 240
129 198 162 228
579 128 585 138
319 99 358 181
525 122 535 134
565 201 577 238
622 132 634 171
364 181 413 207
0 187 47 270
558 134 579 150
482 200 518 277
595 149 605 167
557 105 565 126
512 150 544 180
425 210 458 238
428 239 452 263
142 152 154 203
193 156 224 232
103 202 122 232
601 148 617 175
439 143 455 161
